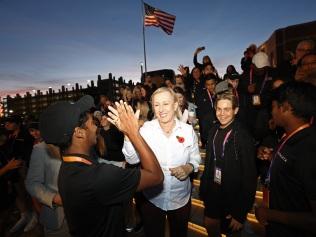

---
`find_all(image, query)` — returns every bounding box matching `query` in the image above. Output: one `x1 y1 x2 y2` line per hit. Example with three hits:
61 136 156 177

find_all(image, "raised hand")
178 64 186 75
194 46 205 55
107 100 140 138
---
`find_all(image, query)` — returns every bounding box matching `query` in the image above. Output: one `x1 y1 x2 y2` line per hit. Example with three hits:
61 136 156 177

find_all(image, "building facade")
259 20 316 67
2 73 127 118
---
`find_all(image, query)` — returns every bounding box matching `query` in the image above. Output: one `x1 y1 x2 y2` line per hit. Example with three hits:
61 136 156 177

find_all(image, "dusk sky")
1 0 315 97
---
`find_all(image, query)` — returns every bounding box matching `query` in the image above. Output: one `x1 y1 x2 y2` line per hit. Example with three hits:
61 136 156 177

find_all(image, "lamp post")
140 62 144 82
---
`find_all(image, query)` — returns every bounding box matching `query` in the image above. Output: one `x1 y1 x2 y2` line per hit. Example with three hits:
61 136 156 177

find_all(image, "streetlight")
140 62 144 78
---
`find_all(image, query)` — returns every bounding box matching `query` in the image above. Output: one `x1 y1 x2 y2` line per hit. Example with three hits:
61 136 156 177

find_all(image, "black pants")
141 198 191 237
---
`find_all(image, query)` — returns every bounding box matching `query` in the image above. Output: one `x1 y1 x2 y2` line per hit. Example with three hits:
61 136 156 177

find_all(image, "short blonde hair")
150 87 181 119
215 92 238 109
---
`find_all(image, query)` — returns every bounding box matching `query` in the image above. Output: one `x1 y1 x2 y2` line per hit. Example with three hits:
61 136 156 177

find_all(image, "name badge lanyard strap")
207 90 214 108
63 156 93 166
249 68 253 85
265 123 310 186
212 129 233 167
259 73 269 95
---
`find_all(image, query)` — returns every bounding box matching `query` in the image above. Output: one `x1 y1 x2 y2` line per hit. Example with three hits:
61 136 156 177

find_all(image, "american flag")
144 2 176 35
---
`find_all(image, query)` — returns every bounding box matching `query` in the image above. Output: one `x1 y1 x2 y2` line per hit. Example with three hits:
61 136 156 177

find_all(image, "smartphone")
200 46 205 50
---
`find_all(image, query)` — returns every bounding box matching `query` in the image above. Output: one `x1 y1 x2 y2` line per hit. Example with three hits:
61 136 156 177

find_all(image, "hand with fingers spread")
169 164 194 181
109 101 163 192
107 100 140 139
177 64 186 76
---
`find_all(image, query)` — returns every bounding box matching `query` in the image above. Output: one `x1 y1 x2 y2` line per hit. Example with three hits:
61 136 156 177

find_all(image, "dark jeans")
141 198 191 237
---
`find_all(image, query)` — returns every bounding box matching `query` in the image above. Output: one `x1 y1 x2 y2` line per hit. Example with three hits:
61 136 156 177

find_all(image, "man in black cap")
39 96 163 237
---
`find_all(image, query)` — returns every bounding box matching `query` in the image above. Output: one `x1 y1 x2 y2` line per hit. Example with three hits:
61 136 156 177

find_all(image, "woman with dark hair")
139 84 150 101
193 47 214 71
186 67 204 103
173 87 197 124
226 65 238 75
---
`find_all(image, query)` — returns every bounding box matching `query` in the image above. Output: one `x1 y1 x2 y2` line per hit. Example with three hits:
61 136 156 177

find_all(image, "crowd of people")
0 39 315 237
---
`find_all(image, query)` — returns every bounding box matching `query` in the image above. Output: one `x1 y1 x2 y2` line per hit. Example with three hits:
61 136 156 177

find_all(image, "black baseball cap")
39 95 94 144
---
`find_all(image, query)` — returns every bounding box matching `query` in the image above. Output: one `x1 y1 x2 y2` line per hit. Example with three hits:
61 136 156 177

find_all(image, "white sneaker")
23 212 38 232
9 213 28 233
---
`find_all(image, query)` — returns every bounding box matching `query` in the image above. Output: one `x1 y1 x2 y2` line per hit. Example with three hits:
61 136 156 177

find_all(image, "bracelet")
188 163 195 173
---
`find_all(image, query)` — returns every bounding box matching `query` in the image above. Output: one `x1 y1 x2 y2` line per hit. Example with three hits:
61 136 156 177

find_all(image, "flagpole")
141 0 148 75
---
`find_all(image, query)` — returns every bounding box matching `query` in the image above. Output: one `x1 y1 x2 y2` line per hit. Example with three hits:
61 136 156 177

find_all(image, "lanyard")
63 156 92 165
206 90 214 108
265 123 310 185
259 73 269 95
249 69 269 95
233 88 239 106
249 68 253 85
212 129 233 162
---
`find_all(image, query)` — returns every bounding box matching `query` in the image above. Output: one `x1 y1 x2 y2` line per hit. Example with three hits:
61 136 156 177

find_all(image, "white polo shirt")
123 119 201 211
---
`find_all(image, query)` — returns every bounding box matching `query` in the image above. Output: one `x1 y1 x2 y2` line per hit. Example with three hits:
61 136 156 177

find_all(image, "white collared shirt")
123 119 201 211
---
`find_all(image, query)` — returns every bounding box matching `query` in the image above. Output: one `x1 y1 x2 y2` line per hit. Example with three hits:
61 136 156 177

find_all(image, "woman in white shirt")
122 87 201 237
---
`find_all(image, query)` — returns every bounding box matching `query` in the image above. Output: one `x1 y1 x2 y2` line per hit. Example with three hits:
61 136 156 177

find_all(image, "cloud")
0 73 101 98
0 86 40 98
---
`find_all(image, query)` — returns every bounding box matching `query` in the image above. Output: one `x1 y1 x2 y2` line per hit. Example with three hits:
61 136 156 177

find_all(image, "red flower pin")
176 136 185 143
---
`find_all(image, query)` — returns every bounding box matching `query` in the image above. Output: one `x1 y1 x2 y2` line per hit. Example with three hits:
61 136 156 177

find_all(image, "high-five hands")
107 100 140 138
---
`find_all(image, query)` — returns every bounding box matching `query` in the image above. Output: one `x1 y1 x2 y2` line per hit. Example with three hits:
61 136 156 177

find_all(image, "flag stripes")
144 2 176 35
